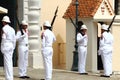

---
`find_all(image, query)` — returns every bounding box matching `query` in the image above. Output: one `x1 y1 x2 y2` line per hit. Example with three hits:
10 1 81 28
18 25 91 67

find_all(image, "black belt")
79 45 87 47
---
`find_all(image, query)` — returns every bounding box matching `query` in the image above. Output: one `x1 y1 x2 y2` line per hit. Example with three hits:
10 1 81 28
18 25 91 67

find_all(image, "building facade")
63 0 120 73
41 0 71 69
17 0 42 68
0 0 71 69
0 0 42 68
1 0 120 74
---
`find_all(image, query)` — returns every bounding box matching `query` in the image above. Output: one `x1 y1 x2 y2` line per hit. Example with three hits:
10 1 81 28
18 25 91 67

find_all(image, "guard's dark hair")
78 21 84 27
78 21 84 32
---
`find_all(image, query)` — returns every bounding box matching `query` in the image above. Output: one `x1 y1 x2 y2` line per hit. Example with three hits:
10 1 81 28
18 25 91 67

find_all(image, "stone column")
28 0 43 68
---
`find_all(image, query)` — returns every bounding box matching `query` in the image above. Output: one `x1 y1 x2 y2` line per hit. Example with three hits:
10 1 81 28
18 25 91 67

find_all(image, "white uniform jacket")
77 32 88 73
41 29 56 80
1 24 16 80
42 29 56 49
16 29 28 46
1 24 16 52
99 32 113 55
77 33 88 46
16 29 29 77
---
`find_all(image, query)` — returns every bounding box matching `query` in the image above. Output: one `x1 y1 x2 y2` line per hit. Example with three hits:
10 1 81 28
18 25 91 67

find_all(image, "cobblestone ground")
0 67 120 80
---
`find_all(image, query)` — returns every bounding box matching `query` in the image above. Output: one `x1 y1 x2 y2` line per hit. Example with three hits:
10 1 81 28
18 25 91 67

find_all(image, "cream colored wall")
41 0 71 42
84 19 98 72
66 18 98 72
41 0 120 71
66 19 76 70
41 0 71 69
81 19 98 72
65 0 120 72
109 0 114 9
112 23 120 72
94 0 114 21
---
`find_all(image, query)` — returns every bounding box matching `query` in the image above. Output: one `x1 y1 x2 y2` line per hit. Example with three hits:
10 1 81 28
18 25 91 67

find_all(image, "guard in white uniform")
77 25 88 75
98 24 113 77
16 20 30 79
1 16 16 80
41 21 56 80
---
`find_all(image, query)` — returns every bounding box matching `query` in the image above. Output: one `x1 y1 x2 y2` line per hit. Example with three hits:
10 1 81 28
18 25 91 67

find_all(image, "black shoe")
100 75 110 78
24 76 30 78
19 76 26 79
80 73 88 75
40 79 45 80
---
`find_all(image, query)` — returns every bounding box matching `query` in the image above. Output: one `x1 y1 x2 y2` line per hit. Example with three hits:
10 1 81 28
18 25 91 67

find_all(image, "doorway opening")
97 22 103 70
0 0 17 66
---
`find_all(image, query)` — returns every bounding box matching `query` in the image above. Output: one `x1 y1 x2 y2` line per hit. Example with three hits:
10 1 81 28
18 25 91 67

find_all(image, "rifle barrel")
67 14 78 29
107 15 116 32
51 6 58 28
16 16 24 35
16 5 24 35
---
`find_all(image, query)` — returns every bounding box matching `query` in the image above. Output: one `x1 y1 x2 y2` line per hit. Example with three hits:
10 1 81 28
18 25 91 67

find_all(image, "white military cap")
43 21 51 27
81 25 87 30
2 16 11 23
21 20 28 25
101 24 109 30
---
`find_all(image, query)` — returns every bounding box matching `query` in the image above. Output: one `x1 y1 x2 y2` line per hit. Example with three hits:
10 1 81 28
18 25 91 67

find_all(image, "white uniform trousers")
42 47 53 80
78 46 87 73
2 43 14 80
101 51 112 76
18 45 28 76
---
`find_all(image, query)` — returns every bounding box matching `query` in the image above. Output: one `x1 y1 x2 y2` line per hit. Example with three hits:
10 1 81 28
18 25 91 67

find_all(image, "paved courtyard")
0 67 120 80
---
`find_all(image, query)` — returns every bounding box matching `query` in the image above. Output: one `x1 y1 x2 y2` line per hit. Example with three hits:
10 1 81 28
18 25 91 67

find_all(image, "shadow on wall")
53 34 66 70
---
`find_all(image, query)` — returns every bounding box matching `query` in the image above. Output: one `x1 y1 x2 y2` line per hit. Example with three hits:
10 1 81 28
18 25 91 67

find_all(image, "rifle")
67 14 78 29
16 4 24 35
16 16 24 35
51 6 58 30
107 15 116 32
67 14 85 36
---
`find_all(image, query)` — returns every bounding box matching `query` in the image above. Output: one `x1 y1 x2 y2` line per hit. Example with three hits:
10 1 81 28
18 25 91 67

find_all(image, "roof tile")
63 0 103 19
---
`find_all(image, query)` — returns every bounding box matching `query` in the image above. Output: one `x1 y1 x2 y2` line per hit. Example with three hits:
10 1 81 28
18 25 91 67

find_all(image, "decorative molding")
28 0 42 68
28 0 40 51
104 0 114 15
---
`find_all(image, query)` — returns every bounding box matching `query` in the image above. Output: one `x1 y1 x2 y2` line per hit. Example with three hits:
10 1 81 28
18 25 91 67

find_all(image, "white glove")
84 34 87 37
20 34 26 38
2 33 6 39
98 50 102 55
